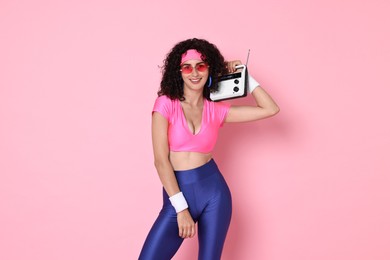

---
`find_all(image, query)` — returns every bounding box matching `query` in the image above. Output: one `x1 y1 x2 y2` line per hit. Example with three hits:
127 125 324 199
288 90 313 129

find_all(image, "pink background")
1 0 389 259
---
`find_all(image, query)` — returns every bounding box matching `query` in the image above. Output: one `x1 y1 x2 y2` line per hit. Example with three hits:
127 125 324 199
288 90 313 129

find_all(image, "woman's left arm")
225 60 280 123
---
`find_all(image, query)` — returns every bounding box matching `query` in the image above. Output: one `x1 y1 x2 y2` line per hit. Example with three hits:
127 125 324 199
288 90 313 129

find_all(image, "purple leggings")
139 159 232 260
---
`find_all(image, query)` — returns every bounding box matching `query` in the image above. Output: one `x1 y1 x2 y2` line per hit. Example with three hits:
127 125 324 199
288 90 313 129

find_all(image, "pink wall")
1 0 389 259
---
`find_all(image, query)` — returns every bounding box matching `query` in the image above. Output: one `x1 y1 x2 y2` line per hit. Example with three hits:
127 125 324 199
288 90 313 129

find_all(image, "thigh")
139 206 184 260
197 178 232 260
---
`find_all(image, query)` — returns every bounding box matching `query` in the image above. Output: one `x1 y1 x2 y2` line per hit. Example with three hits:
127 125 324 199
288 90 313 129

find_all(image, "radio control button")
233 87 239 92
234 79 240 84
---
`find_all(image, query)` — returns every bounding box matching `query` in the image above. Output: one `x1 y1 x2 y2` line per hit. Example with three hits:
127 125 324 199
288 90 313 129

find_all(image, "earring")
207 76 212 88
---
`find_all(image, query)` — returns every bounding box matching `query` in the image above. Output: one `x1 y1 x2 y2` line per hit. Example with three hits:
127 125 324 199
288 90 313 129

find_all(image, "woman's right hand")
177 209 196 239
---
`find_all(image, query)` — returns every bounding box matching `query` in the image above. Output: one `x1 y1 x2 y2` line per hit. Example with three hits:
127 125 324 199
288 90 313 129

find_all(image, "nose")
191 67 199 76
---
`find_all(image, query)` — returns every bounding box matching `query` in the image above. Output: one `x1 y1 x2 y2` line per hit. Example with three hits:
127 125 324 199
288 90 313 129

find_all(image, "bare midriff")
169 151 212 171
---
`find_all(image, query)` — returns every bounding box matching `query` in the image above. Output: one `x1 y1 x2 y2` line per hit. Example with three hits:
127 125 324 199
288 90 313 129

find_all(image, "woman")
139 38 279 260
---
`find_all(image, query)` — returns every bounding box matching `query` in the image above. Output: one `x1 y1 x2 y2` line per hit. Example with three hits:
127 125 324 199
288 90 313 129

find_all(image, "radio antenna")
245 49 251 66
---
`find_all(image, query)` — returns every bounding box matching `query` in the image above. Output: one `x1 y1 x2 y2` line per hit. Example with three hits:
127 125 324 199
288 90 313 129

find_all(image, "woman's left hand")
226 60 242 74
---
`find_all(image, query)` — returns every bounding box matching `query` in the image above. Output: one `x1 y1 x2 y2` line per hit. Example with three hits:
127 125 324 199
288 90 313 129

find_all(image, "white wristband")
169 192 188 213
248 74 260 93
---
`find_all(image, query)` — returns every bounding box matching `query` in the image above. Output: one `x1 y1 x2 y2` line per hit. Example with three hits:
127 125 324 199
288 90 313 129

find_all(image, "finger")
185 225 191 238
189 225 196 238
234 61 242 71
185 224 192 238
179 222 188 237
226 62 231 73
183 226 190 238
229 63 234 73
233 61 240 72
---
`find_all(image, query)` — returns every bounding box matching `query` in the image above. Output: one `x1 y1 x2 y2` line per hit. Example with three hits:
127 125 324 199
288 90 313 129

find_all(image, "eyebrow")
182 61 207 66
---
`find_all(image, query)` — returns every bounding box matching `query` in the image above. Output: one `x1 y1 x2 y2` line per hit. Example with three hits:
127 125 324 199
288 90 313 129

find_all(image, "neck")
183 88 204 106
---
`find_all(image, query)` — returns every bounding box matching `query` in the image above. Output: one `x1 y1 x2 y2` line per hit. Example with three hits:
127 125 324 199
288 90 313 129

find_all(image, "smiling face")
180 60 209 91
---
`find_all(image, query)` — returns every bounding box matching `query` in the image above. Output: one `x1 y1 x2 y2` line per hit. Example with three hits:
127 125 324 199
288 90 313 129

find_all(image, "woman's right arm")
152 112 196 239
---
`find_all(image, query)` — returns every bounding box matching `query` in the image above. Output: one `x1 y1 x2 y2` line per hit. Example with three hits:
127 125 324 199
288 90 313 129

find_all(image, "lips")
190 78 201 83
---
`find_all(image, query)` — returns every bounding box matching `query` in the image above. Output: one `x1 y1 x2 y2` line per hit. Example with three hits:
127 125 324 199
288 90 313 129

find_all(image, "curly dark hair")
158 38 228 101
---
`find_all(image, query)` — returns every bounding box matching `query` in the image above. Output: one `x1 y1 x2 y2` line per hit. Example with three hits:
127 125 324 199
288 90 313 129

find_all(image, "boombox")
210 50 252 101
210 64 248 101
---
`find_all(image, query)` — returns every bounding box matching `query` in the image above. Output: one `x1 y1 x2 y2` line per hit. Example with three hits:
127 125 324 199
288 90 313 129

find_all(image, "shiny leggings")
139 159 232 260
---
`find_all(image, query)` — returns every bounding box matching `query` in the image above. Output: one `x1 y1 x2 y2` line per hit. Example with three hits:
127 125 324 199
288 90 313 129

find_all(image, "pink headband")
181 49 205 64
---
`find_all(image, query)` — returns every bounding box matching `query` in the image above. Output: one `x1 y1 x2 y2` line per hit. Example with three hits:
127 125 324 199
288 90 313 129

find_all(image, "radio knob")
234 79 240 84
233 86 239 92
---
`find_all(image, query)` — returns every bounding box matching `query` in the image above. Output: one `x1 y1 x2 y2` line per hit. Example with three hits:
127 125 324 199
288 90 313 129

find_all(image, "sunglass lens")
196 63 208 72
181 65 193 74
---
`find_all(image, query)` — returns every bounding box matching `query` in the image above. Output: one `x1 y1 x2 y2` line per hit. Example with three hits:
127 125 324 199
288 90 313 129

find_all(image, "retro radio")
210 50 251 101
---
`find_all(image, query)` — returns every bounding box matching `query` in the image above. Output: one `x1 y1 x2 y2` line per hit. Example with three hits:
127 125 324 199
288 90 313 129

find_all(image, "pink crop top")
152 95 231 153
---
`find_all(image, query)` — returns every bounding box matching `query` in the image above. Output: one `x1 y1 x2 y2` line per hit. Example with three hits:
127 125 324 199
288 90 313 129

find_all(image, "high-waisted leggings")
139 159 232 260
